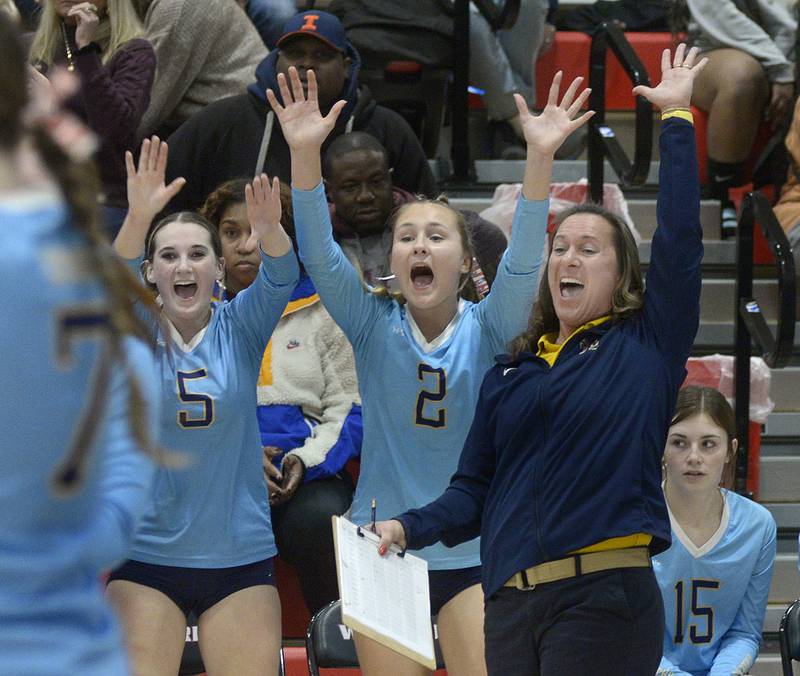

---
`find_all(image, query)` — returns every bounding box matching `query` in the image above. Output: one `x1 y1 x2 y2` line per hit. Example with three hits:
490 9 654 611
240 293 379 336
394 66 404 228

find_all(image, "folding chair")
306 599 445 675
780 598 800 676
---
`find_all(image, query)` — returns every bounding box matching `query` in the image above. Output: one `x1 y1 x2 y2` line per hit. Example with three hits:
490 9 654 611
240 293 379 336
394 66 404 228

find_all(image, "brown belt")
504 547 652 590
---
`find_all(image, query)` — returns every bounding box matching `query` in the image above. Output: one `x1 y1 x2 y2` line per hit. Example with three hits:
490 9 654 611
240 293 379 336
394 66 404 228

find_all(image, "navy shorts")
108 558 276 618
429 565 482 616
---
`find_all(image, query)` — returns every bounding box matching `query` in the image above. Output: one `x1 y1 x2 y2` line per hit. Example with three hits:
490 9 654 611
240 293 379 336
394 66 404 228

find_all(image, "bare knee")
700 50 769 106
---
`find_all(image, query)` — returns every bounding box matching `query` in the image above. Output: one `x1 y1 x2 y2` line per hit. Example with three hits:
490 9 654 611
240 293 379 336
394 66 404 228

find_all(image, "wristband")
661 109 694 124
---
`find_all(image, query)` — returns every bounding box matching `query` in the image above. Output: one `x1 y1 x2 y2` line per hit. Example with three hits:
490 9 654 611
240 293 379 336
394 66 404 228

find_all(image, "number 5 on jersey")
415 364 447 428
177 369 215 428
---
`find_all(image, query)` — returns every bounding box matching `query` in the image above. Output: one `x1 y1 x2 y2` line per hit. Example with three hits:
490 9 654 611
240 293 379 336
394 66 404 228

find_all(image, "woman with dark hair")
199 178 362 615
107 140 298 675
29 0 156 235
375 45 708 675
0 13 161 675
655 386 776 676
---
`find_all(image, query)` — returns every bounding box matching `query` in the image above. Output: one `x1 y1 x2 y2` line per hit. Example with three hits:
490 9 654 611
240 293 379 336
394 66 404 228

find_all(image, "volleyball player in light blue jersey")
269 66 594 676
655 387 776 676
107 139 298 675
0 16 161 674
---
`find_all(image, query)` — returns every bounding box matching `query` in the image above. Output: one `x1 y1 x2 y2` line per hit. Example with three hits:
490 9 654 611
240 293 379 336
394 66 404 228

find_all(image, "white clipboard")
332 515 436 670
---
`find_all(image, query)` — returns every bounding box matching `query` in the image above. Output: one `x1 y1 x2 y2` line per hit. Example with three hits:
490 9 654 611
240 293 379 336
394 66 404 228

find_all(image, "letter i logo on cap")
302 14 320 31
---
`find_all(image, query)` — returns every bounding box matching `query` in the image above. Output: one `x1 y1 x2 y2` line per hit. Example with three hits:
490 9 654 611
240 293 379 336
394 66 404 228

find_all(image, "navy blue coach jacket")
397 119 703 598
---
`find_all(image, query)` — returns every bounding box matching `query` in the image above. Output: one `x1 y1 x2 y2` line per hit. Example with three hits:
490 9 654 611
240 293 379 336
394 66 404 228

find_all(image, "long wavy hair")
670 386 737 489
30 0 145 67
1 14 161 492
508 202 644 358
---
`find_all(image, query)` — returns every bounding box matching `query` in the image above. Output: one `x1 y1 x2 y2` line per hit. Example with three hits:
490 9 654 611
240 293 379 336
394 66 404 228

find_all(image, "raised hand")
124 137 185 227
245 173 292 257
266 67 346 151
632 44 708 112
517 72 594 157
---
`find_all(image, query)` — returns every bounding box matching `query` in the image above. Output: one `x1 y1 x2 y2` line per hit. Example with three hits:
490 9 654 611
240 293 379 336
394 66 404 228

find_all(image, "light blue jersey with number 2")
292 183 546 569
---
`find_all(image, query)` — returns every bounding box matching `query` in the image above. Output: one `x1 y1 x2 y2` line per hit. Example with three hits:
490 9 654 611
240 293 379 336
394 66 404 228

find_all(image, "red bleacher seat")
534 32 674 110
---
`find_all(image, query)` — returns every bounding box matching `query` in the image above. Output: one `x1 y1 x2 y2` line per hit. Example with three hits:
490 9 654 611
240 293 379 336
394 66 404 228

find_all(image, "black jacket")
165 46 437 212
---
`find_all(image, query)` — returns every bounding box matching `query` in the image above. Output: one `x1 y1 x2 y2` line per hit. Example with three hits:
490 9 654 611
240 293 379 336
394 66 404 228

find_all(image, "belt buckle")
516 570 536 591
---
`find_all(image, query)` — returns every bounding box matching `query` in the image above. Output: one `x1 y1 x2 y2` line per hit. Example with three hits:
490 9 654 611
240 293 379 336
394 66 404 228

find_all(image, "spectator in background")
771 95 800 266
164 10 437 213
678 0 796 233
235 0 295 50
329 0 559 160
471 0 558 159
324 132 414 287
200 178 363 615
133 0 266 139
324 131 508 291
28 0 155 236
1 0 20 22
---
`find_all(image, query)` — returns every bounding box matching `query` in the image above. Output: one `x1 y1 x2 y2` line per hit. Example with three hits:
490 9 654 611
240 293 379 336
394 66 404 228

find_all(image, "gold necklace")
60 21 75 71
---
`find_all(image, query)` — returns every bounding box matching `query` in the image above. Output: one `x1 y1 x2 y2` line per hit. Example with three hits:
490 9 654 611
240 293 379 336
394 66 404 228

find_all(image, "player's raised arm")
267 66 346 191
114 137 185 260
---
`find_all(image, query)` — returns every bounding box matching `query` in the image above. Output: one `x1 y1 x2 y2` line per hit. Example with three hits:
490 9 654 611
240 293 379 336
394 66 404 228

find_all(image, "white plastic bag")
479 179 641 245
684 355 774 424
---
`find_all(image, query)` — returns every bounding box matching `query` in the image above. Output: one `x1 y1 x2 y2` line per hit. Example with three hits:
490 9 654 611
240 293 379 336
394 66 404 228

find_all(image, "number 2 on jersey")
674 578 720 644
177 369 215 428
415 364 446 428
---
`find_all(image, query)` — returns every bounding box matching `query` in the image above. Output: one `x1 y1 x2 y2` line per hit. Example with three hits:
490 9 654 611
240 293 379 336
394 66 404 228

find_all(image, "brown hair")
508 202 644 358
143 211 223 290
0 15 162 493
200 178 250 229
671 386 737 489
371 197 481 304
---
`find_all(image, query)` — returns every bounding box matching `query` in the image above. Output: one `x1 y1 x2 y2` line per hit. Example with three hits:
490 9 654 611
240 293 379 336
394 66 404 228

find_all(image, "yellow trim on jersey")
536 315 611 367
573 533 653 554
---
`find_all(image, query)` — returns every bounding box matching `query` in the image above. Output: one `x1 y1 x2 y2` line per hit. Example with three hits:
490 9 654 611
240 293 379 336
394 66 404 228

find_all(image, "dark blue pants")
484 567 664 676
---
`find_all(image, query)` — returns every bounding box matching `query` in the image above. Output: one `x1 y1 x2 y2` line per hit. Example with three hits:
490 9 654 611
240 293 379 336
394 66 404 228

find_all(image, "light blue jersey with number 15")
654 489 776 676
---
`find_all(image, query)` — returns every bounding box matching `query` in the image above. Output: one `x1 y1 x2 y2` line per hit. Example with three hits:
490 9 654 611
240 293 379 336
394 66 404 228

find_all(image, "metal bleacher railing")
587 21 652 202
448 0 521 184
733 193 796 494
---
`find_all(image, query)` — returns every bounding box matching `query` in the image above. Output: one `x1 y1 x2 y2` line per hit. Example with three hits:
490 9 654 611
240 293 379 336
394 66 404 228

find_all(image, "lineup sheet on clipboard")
332 516 436 670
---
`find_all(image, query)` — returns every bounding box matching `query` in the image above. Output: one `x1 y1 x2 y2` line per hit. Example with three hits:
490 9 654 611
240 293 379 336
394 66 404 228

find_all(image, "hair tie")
470 258 489 299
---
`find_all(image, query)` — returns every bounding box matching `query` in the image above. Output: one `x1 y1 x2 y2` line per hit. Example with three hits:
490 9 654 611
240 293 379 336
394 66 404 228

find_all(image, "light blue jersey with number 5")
130 248 298 568
292 184 547 569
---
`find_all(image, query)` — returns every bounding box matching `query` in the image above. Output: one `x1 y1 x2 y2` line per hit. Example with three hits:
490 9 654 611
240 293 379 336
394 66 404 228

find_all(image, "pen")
371 498 377 534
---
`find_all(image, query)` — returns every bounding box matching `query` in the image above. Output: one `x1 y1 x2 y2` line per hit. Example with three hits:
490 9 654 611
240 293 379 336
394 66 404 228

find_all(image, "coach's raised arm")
376 45 708 676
